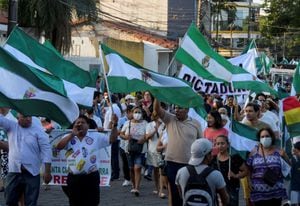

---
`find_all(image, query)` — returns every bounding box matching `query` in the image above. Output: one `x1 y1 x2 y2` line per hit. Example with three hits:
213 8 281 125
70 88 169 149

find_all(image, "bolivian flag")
283 96 300 137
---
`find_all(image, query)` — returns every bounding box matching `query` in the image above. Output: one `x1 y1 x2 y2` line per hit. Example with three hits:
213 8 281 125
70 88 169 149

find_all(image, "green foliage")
260 0 300 59
18 0 97 53
0 0 8 9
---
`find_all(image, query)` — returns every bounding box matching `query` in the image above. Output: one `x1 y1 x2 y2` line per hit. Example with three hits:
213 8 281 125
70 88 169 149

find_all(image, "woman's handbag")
127 121 143 153
128 139 143 153
261 145 280 187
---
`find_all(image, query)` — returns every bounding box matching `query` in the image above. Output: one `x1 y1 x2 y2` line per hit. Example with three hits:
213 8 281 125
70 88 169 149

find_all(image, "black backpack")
183 165 215 206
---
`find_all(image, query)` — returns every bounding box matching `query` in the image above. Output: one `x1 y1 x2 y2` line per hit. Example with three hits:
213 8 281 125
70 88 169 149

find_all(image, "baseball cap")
125 94 135 100
188 138 212 166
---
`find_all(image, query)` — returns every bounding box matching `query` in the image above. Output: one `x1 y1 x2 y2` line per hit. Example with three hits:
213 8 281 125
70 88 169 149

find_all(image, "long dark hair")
208 110 223 129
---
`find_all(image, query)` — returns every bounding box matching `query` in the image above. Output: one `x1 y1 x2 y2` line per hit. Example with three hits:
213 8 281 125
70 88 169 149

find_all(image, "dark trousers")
67 171 100 206
166 161 187 206
111 140 120 179
5 171 40 206
254 198 282 206
119 148 130 181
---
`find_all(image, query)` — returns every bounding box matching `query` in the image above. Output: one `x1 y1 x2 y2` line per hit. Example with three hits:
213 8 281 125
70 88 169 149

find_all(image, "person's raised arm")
153 99 165 119
56 131 75 150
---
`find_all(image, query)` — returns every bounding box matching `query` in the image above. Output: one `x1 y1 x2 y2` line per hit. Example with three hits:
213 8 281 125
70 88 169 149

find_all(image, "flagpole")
228 98 235 181
99 44 114 114
164 24 191 75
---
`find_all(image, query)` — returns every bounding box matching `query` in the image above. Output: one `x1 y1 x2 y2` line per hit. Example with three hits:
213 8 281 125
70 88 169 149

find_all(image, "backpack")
183 165 215 206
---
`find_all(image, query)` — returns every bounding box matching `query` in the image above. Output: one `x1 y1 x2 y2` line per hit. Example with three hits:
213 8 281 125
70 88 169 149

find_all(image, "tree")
18 0 97 53
211 0 236 43
260 0 300 59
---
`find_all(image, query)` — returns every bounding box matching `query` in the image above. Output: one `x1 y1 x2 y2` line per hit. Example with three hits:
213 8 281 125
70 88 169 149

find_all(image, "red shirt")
203 127 228 156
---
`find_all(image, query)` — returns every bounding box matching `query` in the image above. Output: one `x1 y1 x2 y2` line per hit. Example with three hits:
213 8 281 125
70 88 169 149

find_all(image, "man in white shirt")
103 94 122 181
56 114 118 206
0 113 52 206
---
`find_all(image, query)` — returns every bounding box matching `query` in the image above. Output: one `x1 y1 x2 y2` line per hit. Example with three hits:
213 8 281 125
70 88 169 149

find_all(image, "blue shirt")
0 115 52 176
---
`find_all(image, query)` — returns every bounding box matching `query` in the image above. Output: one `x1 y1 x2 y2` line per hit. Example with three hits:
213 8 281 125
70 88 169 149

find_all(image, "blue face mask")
260 137 272 148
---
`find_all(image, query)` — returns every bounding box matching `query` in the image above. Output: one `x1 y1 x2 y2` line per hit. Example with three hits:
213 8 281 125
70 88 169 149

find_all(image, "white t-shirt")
125 120 148 153
103 104 121 129
64 131 110 174
146 121 165 153
92 115 103 128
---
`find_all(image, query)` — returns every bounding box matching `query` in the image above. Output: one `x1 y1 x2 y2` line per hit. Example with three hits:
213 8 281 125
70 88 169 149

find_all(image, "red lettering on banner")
53 175 60 184
53 175 68 184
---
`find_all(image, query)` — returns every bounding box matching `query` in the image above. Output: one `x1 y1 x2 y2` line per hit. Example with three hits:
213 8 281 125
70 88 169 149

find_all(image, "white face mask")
133 113 142 120
260 137 272 148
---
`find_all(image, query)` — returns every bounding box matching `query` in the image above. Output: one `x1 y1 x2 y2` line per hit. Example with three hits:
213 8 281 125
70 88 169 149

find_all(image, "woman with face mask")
246 127 289 206
124 106 148 197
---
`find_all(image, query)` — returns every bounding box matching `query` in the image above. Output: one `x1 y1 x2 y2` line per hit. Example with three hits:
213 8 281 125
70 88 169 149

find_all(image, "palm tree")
211 0 236 43
18 0 97 53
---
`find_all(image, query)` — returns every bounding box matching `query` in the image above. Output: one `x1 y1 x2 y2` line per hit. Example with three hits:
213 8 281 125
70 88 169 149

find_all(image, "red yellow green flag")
283 96 300 137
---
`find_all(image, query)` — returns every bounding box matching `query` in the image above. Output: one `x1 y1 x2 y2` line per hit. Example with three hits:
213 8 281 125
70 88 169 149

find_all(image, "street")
0 176 252 206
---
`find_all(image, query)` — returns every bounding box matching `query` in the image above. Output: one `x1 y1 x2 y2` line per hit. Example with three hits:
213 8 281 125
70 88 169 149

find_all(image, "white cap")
221 114 229 122
125 94 135 100
188 138 212 166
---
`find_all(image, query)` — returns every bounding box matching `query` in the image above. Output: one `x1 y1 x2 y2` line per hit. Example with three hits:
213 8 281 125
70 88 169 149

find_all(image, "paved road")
0 177 169 206
0 177 251 206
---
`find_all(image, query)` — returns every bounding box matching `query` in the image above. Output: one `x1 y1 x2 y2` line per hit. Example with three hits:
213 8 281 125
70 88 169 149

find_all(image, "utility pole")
283 32 286 59
247 0 252 43
7 0 18 36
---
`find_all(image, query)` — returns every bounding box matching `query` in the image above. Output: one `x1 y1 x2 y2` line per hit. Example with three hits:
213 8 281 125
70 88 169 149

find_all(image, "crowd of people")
0 81 299 206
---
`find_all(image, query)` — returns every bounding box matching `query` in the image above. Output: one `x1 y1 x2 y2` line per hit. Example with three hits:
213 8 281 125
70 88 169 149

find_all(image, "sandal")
159 193 167 199
130 188 136 193
134 190 140 197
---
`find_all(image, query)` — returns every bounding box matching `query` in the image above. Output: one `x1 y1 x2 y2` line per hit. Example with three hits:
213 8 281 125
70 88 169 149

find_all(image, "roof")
101 20 178 49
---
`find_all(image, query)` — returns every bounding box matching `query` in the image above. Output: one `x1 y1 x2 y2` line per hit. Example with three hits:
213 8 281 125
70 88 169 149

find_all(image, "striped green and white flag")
0 47 79 127
3 27 97 107
260 52 273 75
291 63 300 96
101 44 203 108
241 39 258 55
175 24 277 96
229 120 258 158
229 49 257 76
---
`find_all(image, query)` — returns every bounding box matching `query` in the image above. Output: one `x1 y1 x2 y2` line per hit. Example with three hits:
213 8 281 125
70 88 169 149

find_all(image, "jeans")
111 140 120 179
5 171 40 206
166 161 187 206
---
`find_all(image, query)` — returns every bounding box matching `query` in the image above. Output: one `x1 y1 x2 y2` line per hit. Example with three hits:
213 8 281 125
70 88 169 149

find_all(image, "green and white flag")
229 49 257 76
291 63 300 96
4 27 96 107
241 39 258 55
260 52 273 75
42 40 96 108
175 24 277 96
228 120 258 158
101 44 203 108
4 27 98 88
0 47 79 127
